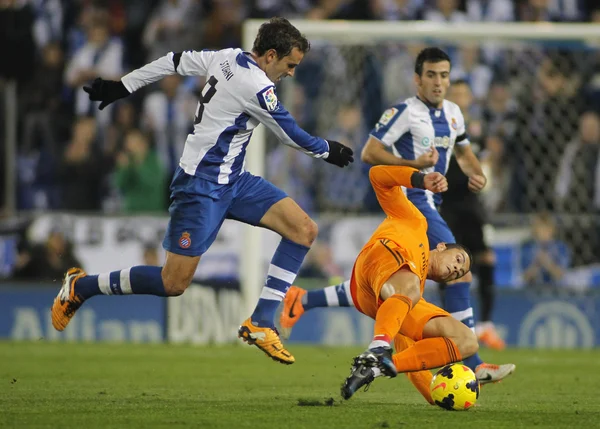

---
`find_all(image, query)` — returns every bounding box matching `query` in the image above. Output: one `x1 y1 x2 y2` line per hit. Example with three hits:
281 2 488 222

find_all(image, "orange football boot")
51 268 87 331
279 285 307 338
238 318 295 365
478 326 506 351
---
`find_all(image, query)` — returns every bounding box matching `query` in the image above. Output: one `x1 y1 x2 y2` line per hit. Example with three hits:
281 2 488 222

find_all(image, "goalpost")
240 20 600 309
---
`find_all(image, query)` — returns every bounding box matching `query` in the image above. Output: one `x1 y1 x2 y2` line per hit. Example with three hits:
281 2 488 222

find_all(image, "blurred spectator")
513 53 583 211
382 43 427 106
423 0 467 22
114 130 167 213
480 135 511 213
518 0 561 22
203 0 246 48
142 74 196 175
104 101 139 157
520 212 571 287
555 111 600 213
315 104 371 212
57 117 109 211
267 146 317 215
143 0 202 60
30 0 62 49
65 14 123 126
20 42 65 156
482 80 518 140
451 46 493 103
12 229 82 281
466 0 514 21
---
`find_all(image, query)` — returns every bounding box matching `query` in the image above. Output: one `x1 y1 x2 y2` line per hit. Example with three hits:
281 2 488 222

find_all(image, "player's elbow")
361 146 376 165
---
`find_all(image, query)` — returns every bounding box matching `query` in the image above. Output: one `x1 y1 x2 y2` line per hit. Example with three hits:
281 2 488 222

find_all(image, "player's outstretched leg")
279 281 354 337
51 259 185 331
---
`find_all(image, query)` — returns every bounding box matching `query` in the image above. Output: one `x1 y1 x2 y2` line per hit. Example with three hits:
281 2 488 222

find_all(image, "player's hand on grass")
423 172 447 193
324 140 354 167
468 174 487 193
83 78 130 110
415 147 439 169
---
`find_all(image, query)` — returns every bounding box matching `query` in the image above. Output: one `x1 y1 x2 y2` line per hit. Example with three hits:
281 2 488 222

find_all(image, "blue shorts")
409 195 456 250
163 168 287 256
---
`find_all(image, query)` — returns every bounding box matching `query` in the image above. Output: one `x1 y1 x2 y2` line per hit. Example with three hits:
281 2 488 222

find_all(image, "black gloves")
83 78 130 110
324 140 354 168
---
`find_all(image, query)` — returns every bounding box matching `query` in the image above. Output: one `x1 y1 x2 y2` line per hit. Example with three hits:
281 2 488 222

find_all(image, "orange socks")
371 295 413 345
392 337 462 373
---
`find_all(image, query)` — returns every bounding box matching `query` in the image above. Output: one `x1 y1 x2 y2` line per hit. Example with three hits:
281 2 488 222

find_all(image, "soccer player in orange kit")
297 164 479 400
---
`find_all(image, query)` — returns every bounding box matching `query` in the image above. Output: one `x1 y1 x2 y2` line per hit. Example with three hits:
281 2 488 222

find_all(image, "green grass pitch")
1 342 598 428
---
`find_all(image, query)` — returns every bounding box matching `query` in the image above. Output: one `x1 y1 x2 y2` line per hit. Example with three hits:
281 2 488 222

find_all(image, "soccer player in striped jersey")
281 47 514 383
51 17 354 365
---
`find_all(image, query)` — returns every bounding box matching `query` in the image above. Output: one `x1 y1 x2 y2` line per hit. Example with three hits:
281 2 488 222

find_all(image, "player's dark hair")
445 243 473 273
415 47 451 76
252 17 310 58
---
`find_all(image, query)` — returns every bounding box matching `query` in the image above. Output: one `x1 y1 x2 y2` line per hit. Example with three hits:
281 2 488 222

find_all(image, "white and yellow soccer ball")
430 364 480 411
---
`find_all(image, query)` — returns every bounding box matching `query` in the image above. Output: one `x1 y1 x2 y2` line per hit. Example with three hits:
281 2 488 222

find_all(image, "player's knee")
457 328 479 359
294 217 318 247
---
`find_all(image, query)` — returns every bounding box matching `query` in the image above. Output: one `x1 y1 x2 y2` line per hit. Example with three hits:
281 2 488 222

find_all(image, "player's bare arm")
453 144 487 193
361 136 438 169
380 268 422 306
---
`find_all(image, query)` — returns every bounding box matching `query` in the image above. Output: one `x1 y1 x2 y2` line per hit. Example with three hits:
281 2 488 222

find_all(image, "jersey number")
194 75 218 125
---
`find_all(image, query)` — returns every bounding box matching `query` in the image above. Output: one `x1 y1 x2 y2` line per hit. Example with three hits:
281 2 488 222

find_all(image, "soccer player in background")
282 47 514 382
331 164 479 400
443 79 505 350
51 17 354 365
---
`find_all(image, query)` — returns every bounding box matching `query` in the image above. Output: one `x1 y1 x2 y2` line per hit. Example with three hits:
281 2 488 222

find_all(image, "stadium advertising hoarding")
1 284 598 348
0 286 165 342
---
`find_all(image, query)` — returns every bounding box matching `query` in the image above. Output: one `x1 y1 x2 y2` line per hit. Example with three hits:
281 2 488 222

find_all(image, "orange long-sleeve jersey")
363 165 430 286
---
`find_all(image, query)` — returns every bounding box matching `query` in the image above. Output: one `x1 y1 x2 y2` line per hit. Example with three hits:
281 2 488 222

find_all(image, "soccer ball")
430 364 480 411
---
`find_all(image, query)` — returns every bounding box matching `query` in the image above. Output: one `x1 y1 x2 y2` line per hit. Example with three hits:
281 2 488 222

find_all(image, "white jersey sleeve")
370 104 411 147
122 50 216 93
245 85 329 158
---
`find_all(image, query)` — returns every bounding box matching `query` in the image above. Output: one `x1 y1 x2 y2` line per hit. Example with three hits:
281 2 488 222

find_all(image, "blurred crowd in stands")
0 0 599 284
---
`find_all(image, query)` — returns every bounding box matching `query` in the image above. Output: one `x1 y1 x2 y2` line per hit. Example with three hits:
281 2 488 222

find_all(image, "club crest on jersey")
179 232 192 249
379 107 398 126
451 117 458 130
263 87 278 111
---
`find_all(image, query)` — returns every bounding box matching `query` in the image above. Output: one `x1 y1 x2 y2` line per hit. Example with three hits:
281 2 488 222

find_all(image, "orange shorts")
350 240 449 341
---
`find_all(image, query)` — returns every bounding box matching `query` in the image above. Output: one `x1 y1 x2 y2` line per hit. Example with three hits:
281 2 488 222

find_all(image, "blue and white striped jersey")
122 48 329 185
370 96 470 206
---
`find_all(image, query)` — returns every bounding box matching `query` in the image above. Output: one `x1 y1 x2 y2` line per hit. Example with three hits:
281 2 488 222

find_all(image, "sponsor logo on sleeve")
378 107 398 126
263 87 278 112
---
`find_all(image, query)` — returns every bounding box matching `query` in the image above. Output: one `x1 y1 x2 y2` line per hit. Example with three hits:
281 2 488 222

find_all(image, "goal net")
241 20 600 296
